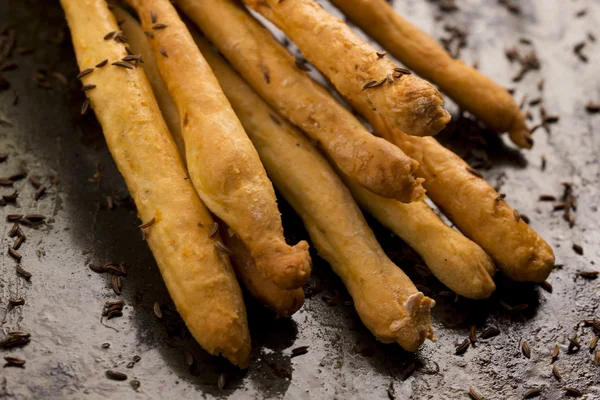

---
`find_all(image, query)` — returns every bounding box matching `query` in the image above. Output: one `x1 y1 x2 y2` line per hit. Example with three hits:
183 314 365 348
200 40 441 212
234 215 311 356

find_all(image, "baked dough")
177 0 426 203
243 0 451 138
192 30 434 351
61 0 250 367
330 0 532 148
127 0 312 290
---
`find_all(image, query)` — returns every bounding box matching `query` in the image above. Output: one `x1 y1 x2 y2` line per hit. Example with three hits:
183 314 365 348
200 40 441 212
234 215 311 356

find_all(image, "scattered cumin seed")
586 101 600 113
387 380 395 400
565 388 583 397
469 386 484 400
540 280 553 293
153 302 162 319
480 327 500 339
3 356 25 368
538 194 556 201
552 364 561 380
218 373 227 390
291 345 309 357
8 246 22 261
572 243 583 255
522 388 543 399
16 265 32 280
522 341 531 358
455 339 470 355
106 370 128 381
577 270 598 279
469 326 477 344
103 31 116 40
589 335 599 351
594 350 600 365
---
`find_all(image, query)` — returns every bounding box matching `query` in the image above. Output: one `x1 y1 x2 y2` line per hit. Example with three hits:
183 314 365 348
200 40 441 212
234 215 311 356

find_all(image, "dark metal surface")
1 0 599 399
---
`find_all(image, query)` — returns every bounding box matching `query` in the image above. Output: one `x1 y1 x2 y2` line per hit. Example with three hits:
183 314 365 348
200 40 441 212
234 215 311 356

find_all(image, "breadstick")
192 30 434 351
385 130 555 283
222 227 305 318
111 5 184 156
346 183 496 299
242 0 451 138
113 6 305 317
127 0 311 290
60 0 250 367
176 0 425 203
329 0 532 149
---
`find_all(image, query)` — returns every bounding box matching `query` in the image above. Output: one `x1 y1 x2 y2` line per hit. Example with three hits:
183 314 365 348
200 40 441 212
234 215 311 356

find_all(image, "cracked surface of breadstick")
222 227 305 318
193 32 434 351
242 0 451 138
127 0 311 290
111 5 184 156
116 8 305 316
385 130 555 283
177 0 425 203
346 183 496 299
60 0 250 367
329 0 532 149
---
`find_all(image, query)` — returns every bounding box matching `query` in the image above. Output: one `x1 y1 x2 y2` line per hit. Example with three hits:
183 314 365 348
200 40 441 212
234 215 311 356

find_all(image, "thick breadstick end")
243 0 451 137
330 0 532 148
347 181 496 299
395 133 555 283
224 231 305 317
256 239 312 290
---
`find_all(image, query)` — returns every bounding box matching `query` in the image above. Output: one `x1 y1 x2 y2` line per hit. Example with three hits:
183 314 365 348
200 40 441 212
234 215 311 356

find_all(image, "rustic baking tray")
0 0 598 399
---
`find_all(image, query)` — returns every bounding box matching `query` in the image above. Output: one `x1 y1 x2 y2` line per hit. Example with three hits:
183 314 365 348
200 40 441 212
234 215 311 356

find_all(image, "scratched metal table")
1 0 599 399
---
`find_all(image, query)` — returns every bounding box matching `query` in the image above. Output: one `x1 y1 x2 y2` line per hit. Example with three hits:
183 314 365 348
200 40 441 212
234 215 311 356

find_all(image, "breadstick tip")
508 115 534 149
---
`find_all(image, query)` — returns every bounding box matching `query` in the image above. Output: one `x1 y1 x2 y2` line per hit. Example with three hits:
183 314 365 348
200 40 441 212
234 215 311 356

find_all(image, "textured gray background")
0 0 599 399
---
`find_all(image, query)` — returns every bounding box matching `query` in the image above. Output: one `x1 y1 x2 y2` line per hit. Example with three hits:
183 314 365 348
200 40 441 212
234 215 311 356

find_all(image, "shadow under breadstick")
329 0 533 149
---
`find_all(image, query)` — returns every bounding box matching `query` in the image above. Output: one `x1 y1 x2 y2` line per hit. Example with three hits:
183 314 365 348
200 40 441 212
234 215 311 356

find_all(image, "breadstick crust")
60 0 250 367
329 0 533 149
347 185 496 299
111 5 184 156
177 0 425 203
222 228 305 318
192 32 434 350
128 0 311 290
389 131 555 282
243 0 451 138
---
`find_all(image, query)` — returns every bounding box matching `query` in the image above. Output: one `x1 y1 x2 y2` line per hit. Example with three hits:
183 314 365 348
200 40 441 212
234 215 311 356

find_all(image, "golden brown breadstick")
222 227 305 318
111 5 184 156
60 0 250 367
329 0 532 149
385 130 555 283
176 0 425 203
346 183 496 299
127 0 311 290
113 6 305 316
242 0 451 138
192 31 434 351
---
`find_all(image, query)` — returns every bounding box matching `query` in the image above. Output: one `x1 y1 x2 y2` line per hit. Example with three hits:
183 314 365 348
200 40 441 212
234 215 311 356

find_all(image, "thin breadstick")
385 130 555 283
329 0 533 149
127 0 311 290
60 0 250 367
112 6 305 318
111 5 184 156
346 183 496 299
242 0 451 138
176 0 425 203
222 226 305 318
192 30 434 351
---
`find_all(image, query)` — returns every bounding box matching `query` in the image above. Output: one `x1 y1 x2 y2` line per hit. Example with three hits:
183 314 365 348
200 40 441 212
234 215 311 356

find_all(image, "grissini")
242 0 451 138
111 5 184 156
222 227 305 318
176 0 425 203
60 0 250 367
192 30 434 351
385 130 555 283
112 5 305 318
346 182 496 299
329 0 533 149
127 0 312 290
235 0 554 282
